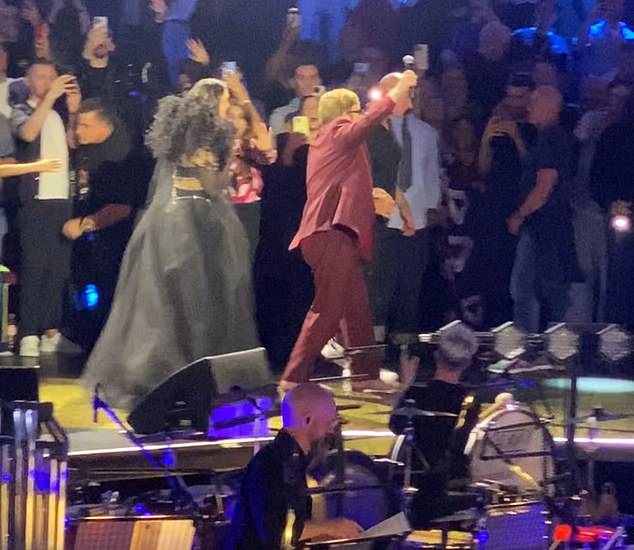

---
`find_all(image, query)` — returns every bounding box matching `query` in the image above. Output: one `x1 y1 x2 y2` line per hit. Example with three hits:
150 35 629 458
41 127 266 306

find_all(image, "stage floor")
6 353 634 480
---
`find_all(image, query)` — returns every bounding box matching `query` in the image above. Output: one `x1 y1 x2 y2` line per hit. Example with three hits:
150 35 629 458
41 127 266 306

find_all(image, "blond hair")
318 89 361 125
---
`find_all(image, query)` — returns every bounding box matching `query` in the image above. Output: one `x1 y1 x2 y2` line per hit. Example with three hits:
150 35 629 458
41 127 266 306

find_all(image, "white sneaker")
321 338 345 360
19 336 40 357
40 333 83 355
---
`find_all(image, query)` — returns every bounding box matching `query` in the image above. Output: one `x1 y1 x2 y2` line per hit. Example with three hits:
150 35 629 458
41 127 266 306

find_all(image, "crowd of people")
0 0 632 397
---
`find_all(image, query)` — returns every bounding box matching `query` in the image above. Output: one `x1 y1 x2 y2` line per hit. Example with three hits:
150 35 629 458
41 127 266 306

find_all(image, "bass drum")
308 450 400 531
465 405 555 492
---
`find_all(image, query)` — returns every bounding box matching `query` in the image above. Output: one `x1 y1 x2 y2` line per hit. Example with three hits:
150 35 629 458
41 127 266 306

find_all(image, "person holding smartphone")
11 58 83 357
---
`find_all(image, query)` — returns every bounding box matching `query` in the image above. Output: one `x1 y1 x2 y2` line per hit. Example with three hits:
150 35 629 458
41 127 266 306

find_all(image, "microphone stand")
92 385 199 514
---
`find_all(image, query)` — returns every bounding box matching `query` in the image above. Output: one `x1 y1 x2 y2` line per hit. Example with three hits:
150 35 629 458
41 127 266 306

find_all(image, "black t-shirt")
520 124 574 233
391 380 478 481
519 124 577 281
74 124 147 269
367 123 401 199
591 121 634 208
228 430 311 550
390 380 479 526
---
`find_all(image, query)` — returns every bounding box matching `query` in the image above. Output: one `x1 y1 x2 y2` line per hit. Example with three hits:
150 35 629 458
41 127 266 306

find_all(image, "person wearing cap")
389 322 480 527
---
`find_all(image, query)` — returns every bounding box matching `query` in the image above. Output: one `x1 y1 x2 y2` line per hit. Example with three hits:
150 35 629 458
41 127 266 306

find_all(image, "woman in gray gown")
82 79 259 411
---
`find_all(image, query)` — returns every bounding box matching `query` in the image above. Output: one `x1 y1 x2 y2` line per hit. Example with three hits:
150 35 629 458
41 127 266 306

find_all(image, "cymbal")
211 409 280 431
551 422 634 435
431 508 481 523
211 403 361 431
371 408 458 418
575 412 634 423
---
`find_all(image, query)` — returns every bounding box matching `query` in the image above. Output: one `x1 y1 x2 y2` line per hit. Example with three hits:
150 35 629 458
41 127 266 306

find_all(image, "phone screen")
221 61 237 77
92 16 108 29
414 44 429 72
292 116 310 137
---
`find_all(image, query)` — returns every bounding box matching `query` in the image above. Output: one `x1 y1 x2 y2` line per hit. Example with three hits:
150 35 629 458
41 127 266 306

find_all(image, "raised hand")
250 123 273 153
47 75 75 102
187 39 210 65
65 77 82 114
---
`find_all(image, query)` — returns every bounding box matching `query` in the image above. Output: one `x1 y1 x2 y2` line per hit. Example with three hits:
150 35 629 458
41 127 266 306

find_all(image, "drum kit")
373 324 634 550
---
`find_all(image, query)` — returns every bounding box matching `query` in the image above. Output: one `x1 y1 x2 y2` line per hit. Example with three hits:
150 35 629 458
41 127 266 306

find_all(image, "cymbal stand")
399 400 430 523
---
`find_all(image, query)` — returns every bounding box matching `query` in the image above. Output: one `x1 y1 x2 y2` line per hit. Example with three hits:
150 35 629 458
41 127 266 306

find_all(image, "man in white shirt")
11 58 82 357
268 61 322 138
0 44 16 118
366 73 442 345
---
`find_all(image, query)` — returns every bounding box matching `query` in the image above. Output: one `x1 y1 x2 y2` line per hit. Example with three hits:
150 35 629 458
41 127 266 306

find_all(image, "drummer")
390 322 480 527
227 383 362 549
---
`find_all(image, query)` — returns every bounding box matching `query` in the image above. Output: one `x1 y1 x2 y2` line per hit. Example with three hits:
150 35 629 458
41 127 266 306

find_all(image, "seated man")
390 322 480 527
228 383 362 549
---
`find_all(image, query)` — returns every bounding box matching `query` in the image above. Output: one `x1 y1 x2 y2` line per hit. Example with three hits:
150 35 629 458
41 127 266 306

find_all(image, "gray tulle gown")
81 160 259 411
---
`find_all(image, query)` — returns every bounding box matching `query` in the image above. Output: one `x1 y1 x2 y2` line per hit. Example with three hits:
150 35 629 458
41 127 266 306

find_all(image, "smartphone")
353 62 369 76
292 115 310 137
414 44 429 72
287 7 301 30
221 61 237 78
92 16 108 29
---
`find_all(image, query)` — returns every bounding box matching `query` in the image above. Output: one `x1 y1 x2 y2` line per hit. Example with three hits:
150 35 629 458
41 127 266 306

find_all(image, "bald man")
365 73 441 346
507 85 577 332
228 384 362 549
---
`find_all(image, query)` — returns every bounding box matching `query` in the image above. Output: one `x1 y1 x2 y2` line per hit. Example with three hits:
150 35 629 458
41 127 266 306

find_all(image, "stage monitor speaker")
127 347 273 434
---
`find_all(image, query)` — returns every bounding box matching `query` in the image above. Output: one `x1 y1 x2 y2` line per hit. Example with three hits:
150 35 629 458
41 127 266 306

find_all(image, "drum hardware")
399 400 430 523
92 390 201 514
209 403 360 431
551 524 626 549
573 407 634 424
371 408 459 418
466 403 555 494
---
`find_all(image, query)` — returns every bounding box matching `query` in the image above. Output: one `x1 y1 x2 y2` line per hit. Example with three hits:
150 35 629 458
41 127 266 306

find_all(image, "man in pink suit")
280 70 418 391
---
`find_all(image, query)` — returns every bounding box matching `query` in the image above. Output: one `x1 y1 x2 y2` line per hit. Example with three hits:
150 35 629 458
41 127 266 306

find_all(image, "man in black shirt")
507 85 577 332
62 98 149 349
228 384 362 549
390 322 480 527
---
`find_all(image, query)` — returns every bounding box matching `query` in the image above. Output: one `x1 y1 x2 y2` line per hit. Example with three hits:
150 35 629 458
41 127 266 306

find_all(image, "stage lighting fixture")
598 324 632 362
368 87 383 101
611 214 631 233
492 322 527 360
81 284 100 310
545 323 580 362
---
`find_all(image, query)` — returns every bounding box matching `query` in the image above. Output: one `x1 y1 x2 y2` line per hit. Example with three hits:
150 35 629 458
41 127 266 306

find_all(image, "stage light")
81 284 100 310
598 324 632 362
368 87 383 102
611 214 631 232
546 323 580 362
492 322 527 360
